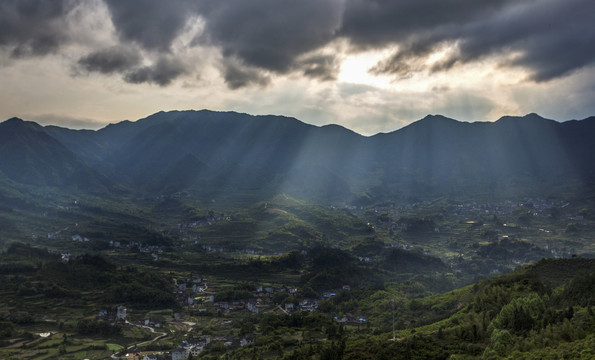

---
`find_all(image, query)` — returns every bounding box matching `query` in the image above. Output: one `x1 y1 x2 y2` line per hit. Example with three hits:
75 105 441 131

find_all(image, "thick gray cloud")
299 54 340 81
0 0 76 57
123 56 187 86
196 0 343 75
103 0 195 52
491 1 595 82
340 0 514 48
2 0 594 88
78 46 141 74
349 0 595 82
222 59 270 89
222 53 339 89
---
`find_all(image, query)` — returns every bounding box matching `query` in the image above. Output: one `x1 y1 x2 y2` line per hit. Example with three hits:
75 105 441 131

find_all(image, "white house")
240 337 254 347
190 345 203 356
172 346 189 360
247 302 259 314
116 305 127 320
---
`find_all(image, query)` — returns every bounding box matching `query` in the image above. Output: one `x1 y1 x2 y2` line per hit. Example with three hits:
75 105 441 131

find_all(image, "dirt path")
111 322 168 359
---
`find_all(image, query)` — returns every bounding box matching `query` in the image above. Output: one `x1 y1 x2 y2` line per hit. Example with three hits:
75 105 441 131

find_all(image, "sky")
1 0 594 135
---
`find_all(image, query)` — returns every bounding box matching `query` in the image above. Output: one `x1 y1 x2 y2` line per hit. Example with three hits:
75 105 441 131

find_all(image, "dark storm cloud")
488 1 595 82
346 0 595 82
124 56 187 86
340 0 514 48
103 0 195 52
299 54 340 81
431 0 595 82
2 0 594 87
78 46 141 74
222 60 270 89
76 0 344 84
0 0 76 57
196 0 343 74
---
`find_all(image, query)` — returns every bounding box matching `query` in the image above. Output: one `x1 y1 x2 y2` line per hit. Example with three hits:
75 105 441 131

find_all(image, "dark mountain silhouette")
0 118 119 192
1 110 593 202
366 113 591 199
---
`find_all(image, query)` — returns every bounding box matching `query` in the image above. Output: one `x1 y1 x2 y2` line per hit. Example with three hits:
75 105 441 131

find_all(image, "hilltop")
1 110 594 204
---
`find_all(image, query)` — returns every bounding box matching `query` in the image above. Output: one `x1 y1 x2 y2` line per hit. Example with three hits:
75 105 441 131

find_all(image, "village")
100 274 363 360
21 195 591 360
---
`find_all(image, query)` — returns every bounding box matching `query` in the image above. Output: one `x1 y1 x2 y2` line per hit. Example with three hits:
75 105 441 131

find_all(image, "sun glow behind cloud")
338 49 395 89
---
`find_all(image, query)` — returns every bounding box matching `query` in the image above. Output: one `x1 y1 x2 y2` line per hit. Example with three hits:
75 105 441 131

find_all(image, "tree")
240 321 255 336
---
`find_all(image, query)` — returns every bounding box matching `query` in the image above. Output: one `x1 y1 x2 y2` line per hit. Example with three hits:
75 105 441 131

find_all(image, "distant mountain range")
1 110 594 203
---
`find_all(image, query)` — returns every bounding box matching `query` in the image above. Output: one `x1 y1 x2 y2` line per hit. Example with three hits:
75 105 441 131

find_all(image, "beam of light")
272 123 377 207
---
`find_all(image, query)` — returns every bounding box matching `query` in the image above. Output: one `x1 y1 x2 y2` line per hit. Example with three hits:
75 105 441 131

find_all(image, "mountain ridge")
10 110 587 137
1 110 594 203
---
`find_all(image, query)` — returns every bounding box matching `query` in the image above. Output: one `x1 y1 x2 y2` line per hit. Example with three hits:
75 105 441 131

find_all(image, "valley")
3 0 594 358
0 111 594 359
0 190 593 359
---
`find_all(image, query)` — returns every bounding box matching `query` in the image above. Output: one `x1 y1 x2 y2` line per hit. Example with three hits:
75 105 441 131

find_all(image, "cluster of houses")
109 240 165 253
72 234 90 242
177 215 228 231
197 244 262 255
170 337 210 360
214 286 320 314
201 244 224 253
173 277 331 316
175 277 208 306
443 198 577 219
334 314 367 324
175 215 231 240
116 280 364 359
107 240 165 260
97 305 128 322
349 197 583 223
126 335 255 360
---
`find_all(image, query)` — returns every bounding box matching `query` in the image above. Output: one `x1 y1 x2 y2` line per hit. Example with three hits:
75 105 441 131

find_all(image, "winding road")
110 321 167 359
